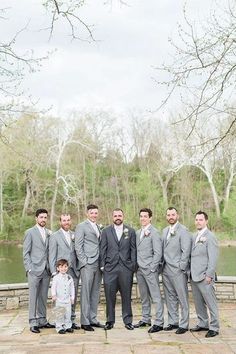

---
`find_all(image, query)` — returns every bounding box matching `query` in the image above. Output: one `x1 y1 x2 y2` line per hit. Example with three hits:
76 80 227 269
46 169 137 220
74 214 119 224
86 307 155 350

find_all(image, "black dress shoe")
104 322 114 330
66 328 74 333
190 325 209 332
40 322 55 328
134 320 151 328
125 323 134 330
58 329 66 334
90 322 105 328
81 324 95 331
148 325 163 333
175 327 188 334
71 323 80 330
163 324 179 331
30 326 40 333
205 330 219 338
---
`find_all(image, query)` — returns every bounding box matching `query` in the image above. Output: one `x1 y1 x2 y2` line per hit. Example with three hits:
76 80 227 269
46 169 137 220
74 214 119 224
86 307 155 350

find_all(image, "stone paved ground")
0 302 235 354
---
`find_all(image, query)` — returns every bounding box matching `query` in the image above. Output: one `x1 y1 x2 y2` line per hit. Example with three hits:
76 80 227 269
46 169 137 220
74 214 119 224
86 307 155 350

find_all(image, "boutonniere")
98 224 104 231
144 230 151 237
47 230 52 237
123 228 129 239
198 236 207 243
71 233 75 242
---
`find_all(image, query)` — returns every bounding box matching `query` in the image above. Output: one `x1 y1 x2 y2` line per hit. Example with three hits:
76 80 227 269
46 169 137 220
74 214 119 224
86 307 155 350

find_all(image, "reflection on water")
0 243 235 284
0 244 27 284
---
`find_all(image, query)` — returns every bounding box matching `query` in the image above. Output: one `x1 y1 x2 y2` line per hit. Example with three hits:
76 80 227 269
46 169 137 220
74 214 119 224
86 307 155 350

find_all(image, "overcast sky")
1 0 218 118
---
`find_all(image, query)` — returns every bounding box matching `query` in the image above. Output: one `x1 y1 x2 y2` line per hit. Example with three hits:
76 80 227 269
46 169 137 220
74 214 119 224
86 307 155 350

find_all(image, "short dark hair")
166 207 178 213
87 204 98 211
139 208 152 218
195 210 208 220
59 213 71 221
56 259 69 268
35 208 48 217
113 208 124 214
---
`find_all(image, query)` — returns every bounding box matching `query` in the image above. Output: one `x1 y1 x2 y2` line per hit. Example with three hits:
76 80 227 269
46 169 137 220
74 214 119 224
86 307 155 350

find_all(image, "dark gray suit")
162 222 192 329
75 220 102 325
100 224 136 325
136 225 164 325
49 229 80 322
23 225 51 327
191 228 219 331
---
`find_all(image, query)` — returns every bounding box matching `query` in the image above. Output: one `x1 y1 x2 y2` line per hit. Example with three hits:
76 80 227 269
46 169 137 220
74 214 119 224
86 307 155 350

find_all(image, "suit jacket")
49 229 80 277
191 228 218 282
75 220 101 269
162 222 192 274
100 224 137 272
136 225 162 275
23 225 51 276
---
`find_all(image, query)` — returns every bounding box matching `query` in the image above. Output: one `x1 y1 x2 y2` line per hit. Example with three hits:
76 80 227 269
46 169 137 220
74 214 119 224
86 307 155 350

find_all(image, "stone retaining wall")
0 276 235 310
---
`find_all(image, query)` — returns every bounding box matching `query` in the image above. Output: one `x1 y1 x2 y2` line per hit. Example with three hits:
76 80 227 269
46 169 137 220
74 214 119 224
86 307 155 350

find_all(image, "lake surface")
0 244 235 284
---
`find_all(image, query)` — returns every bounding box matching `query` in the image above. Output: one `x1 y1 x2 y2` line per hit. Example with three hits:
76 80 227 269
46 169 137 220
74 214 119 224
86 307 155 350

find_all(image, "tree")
157 0 236 148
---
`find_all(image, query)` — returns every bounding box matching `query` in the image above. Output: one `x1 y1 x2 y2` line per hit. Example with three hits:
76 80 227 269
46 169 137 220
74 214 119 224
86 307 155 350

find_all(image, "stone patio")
0 301 235 354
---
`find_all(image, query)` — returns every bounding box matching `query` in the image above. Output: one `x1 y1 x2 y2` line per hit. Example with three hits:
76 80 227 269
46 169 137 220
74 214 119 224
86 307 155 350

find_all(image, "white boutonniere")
198 236 207 243
47 230 52 237
71 233 75 242
144 230 151 237
123 227 129 239
98 224 104 231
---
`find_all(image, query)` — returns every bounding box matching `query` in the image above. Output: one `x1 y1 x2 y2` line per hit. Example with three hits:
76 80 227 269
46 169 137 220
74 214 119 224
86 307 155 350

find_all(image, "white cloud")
0 0 225 118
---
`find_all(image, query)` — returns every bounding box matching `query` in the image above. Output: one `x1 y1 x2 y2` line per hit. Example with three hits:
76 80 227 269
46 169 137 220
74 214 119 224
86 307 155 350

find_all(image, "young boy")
51 259 75 334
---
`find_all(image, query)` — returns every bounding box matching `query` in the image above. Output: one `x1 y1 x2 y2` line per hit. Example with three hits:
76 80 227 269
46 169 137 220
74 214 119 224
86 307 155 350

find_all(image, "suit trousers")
54 301 72 332
68 268 80 322
162 268 189 328
80 261 102 325
191 279 219 331
136 268 164 326
27 269 50 327
103 263 133 325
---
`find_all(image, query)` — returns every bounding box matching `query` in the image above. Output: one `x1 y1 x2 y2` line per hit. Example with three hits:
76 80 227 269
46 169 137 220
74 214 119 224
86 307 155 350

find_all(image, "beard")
114 219 123 225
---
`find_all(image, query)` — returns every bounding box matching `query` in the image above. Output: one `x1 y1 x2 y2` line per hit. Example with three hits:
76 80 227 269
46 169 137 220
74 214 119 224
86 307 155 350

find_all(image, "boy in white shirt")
51 259 75 334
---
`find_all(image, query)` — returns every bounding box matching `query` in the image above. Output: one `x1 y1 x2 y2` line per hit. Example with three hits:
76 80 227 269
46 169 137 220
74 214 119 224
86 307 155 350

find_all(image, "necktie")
65 232 71 246
195 232 201 244
41 228 46 243
140 229 145 241
92 223 100 238
166 227 172 241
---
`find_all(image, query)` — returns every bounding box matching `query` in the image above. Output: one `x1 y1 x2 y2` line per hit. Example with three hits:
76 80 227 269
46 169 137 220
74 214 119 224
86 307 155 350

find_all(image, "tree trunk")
223 160 235 214
21 169 32 218
0 171 3 234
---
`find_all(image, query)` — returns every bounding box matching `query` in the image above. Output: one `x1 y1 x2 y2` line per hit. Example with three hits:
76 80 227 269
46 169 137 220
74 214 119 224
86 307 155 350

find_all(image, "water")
0 244 235 284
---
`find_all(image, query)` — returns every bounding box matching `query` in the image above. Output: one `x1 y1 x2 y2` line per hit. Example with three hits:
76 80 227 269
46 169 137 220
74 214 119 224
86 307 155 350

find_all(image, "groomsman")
162 207 192 334
134 208 164 333
190 211 219 338
49 213 80 330
75 204 104 331
100 208 136 330
23 209 54 333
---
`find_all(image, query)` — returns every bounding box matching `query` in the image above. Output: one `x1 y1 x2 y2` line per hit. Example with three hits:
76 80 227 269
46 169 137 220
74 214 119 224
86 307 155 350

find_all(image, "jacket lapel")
111 225 119 244
60 229 71 249
164 228 170 247
35 225 46 247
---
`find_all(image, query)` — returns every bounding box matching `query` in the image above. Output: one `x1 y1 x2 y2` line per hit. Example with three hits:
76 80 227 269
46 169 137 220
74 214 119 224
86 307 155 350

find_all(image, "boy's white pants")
55 301 72 332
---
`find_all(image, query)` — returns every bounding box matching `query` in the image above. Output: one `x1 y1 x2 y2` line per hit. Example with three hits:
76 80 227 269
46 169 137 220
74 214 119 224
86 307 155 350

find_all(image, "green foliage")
1 112 236 240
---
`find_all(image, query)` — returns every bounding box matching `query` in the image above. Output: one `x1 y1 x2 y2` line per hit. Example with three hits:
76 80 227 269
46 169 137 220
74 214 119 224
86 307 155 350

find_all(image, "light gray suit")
75 220 102 325
136 225 164 326
49 228 80 322
23 225 51 327
191 228 219 331
162 222 192 329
